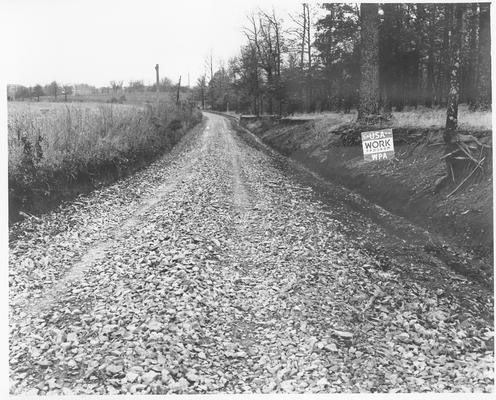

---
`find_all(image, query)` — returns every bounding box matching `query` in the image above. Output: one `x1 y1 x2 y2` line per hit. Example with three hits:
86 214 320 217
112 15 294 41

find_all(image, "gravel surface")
9 113 494 394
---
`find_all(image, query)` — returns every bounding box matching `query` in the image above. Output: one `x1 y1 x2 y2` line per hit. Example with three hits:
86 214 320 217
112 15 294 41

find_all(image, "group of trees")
9 81 73 102
198 3 491 117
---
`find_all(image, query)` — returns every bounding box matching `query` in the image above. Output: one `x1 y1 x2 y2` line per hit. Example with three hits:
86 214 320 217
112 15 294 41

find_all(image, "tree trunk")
439 5 453 106
445 4 464 136
444 4 466 185
301 4 307 112
426 33 435 107
301 4 306 70
358 3 380 122
306 3 312 112
467 3 479 109
475 3 491 110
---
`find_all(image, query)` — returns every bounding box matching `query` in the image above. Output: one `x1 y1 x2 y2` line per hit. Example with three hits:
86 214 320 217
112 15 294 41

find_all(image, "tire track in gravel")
10 121 211 324
9 113 494 395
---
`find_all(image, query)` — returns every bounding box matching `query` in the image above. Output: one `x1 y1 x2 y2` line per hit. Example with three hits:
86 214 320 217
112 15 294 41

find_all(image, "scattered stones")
106 365 123 375
8 115 493 395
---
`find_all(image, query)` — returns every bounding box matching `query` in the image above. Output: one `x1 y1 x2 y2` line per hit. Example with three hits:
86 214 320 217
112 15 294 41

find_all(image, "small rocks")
325 343 338 352
161 369 171 383
8 115 494 395
106 364 123 375
125 371 139 383
147 320 163 332
36 359 52 367
316 377 330 387
280 380 295 392
397 332 411 342
185 371 201 382
141 370 159 385
169 377 189 392
331 330 353 339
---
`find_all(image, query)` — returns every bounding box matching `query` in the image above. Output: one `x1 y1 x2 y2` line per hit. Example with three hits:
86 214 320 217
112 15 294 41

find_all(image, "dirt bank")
236 116 493 279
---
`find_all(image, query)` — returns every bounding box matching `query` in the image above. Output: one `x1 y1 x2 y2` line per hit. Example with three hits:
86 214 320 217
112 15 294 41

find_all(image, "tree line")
8 76 184 101
198 3 491 117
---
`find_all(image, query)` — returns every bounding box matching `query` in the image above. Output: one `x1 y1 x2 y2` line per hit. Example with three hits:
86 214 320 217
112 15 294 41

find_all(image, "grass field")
28 90 191 107
290 104 492 132
8 99 202 219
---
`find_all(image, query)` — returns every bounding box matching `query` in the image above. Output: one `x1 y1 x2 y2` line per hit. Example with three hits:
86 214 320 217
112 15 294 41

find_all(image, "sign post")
361 129 395 161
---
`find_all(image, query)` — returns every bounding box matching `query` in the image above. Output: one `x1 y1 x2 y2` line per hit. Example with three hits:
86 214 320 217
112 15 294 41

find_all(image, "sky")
2 0 307 88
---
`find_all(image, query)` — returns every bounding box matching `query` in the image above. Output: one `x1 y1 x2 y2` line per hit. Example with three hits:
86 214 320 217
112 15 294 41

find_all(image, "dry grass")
392 105 491 131
32 90 191 107
8 100 202 190
291 105 491 132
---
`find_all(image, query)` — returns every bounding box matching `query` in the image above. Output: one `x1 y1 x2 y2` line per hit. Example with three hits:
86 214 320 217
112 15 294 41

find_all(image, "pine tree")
475 3 491 110
358 3 380 123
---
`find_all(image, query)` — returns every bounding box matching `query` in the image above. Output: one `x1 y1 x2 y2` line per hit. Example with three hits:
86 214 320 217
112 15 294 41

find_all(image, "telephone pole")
176 76 181 104
155 64 160 95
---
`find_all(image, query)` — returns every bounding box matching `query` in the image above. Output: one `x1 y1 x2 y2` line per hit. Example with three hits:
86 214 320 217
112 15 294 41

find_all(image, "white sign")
361 129 395 161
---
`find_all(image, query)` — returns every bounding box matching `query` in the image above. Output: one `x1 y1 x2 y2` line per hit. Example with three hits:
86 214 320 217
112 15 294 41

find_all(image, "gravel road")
9 113 494 394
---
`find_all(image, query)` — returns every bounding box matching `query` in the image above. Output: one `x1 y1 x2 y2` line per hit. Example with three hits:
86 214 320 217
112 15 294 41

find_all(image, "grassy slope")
8 100 202 222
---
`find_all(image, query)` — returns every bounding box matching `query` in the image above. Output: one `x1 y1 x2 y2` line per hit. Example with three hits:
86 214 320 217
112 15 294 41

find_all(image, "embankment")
235 115 493 270
8 102 202 223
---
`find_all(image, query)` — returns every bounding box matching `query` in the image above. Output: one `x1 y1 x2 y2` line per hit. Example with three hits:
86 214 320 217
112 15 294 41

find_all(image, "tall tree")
475 3 491 110
49 81 59 100
62 85 73 102
358 3 380 122
196 75 206 110
466 3 479 109
33 85 44 101
305 3 313 111
445 4 465 135
442 3 466 186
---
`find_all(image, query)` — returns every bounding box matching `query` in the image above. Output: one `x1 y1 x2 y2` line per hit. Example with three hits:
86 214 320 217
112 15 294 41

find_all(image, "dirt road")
9 113 493 394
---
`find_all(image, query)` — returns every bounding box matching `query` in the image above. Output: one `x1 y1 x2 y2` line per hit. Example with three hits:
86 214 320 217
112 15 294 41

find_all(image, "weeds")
8 100 202 214
290 104 491 132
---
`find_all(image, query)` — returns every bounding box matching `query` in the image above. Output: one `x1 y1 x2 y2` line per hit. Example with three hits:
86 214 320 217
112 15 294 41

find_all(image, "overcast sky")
3 0 308 87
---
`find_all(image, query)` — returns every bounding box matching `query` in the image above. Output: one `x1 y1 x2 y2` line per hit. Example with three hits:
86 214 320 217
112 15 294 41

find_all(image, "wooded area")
200 3 491 118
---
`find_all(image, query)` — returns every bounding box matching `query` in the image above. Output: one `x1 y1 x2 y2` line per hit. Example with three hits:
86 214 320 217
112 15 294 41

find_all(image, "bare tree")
288 4 313 112
243 13 262 114
196 75 206 109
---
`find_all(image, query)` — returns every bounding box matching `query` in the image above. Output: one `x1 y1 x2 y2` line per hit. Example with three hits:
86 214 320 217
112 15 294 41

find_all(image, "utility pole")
176 76 181 104
155 64 160 96
210 51 213 81
188 73 190 88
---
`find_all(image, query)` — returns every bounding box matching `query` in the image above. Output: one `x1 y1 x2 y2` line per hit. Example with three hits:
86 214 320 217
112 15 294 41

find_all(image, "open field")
23 90 193 106
8 100 202 221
